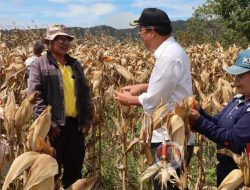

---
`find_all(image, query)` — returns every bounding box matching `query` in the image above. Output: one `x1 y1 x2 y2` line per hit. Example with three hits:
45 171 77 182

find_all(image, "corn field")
0 29 249 190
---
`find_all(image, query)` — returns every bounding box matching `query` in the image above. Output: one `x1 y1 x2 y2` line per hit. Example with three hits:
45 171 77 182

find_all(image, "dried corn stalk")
139 98 192 189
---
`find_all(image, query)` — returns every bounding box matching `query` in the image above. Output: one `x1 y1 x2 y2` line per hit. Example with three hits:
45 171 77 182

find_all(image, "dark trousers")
51 117 85 188
216 160 238 187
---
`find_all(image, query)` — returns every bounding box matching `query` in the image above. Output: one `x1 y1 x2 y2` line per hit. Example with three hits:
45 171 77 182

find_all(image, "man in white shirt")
115 8 193 190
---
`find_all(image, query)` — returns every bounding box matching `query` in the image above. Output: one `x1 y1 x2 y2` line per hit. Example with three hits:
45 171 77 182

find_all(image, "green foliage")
213 0 250 40
177 0 250 48
188 141 217 189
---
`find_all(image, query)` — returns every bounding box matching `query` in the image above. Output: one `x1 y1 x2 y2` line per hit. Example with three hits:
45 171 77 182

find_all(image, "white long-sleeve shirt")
138 36 193 143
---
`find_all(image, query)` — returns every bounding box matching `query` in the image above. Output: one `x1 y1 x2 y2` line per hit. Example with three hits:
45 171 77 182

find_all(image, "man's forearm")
128 96 141 106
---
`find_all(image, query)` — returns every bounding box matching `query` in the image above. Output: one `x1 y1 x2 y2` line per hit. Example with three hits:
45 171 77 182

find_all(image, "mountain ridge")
0 20 186 41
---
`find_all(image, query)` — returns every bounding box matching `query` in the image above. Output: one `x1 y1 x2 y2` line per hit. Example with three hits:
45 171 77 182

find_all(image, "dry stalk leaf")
14 92 37 134
3 151 41 190
140 163 159 182
125 138 139 154
66 177 98 190
26 106 52 151
217 169 243 190
144 145 154 165
3 91 16 138
30 177 54 190
24 154 58 190
111 116 124 136
170 115 185 147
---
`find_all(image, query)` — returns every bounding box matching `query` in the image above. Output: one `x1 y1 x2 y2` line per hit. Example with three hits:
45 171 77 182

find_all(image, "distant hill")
69 20 187 40
0 20 186 42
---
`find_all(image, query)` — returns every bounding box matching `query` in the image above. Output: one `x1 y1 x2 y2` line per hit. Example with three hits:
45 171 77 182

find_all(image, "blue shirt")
194 94 250 153
193 94 250 185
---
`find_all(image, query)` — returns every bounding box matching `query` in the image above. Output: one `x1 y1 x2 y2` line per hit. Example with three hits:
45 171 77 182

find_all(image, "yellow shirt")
58 62 78 117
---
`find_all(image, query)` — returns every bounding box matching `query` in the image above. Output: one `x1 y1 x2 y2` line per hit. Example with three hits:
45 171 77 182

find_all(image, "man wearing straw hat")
29 24 93 189
115 8 193 190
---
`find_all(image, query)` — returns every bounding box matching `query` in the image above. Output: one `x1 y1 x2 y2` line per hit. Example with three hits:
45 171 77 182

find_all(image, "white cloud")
44 3 115 18
131 0 205 20
103 12 138 29
93 3 115 16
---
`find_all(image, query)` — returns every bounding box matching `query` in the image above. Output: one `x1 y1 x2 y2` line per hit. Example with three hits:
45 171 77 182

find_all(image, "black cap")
130 8 171 28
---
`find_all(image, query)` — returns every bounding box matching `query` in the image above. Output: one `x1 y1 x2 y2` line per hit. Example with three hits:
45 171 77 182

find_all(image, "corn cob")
113 63 133 81
14 91 37 130
26 106 52 151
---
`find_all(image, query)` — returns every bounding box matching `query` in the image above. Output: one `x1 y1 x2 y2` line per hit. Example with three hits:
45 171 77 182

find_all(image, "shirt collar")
233 94 250 105
154 36 175 59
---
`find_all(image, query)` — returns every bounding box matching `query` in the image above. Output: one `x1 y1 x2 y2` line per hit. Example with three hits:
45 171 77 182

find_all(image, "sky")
0 0 206 29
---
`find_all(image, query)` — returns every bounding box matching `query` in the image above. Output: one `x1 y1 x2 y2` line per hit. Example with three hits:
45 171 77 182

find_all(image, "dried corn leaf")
140 163 159 182
91 70 102 91
14 92 37 132
170 115 185 147
217 169 243 190
26 106 52 151
111 116 124 136
152 103 169 130
24 154 58 190
0 137 11 176
3 151 41 190
67 177 97 190
3 91 16 139
125 138 139 154
30 177 54 190
145 145 154 165
0 106 3 120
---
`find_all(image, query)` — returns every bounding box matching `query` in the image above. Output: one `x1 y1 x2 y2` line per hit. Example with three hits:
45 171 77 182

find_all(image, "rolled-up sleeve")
139 56 182 113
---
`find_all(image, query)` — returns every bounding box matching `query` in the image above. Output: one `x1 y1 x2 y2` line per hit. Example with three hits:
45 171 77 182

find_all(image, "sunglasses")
54 37 71 44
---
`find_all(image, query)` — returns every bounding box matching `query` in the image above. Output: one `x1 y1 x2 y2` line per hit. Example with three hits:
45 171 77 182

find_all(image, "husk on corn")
14 91 37 133
26 105 52 151
3 151 58 190
3 91 16 140
23 153 58 190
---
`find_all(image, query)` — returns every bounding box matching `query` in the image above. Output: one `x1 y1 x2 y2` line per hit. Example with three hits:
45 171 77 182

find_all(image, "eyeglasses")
138 26 156 35
54 37 71 44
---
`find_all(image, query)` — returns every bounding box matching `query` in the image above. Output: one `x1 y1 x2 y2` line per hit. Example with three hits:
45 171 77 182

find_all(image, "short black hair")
142 25 172 36
155 26 172 36
33 42 45 55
